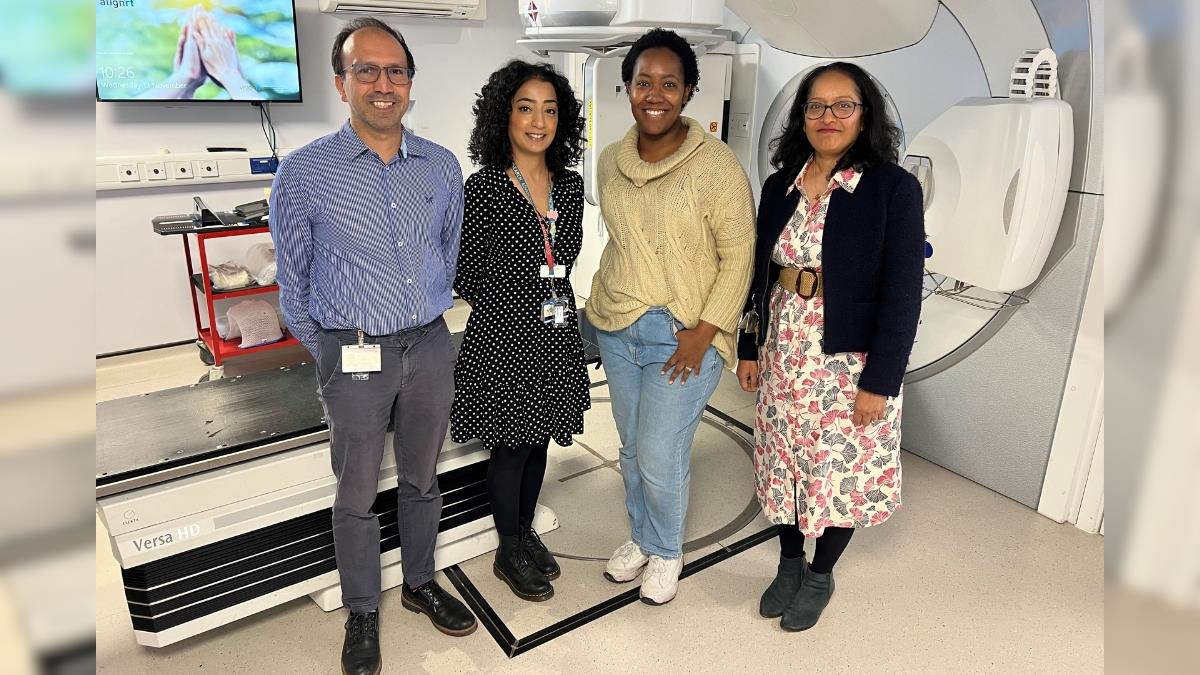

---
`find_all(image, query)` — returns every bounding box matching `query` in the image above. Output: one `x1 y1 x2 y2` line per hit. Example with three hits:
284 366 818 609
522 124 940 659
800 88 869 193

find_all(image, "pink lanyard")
535 213 556 268
512 164 558 268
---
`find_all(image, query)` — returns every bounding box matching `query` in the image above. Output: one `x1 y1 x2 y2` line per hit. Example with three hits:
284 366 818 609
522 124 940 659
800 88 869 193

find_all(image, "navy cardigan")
736 162 925 397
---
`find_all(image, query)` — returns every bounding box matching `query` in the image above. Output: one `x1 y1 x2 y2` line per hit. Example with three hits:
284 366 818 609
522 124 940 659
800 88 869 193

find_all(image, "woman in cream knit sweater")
587 28 755 606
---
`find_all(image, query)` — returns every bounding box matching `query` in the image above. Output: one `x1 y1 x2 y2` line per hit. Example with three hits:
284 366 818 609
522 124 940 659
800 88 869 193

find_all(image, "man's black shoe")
341 610 380 675
400 580 477 636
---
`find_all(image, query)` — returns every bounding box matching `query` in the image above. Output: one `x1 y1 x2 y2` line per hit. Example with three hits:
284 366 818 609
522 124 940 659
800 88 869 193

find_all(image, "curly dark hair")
467 60 585 173
331 17 415 76
620 28 699 104
769 62 902 180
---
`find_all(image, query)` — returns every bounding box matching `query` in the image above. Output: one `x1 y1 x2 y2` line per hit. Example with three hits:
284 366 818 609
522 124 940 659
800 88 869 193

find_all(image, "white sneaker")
604 540 650 583
639 555 684 606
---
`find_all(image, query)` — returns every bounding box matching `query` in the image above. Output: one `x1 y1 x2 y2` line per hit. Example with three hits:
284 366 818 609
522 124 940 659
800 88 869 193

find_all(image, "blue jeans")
595 308 724 559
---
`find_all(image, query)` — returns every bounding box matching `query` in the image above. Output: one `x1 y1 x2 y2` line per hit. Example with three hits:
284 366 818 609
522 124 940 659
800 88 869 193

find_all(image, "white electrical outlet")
193 160 220 178
731 112 751 139
97 148 295 190
168 161 193 179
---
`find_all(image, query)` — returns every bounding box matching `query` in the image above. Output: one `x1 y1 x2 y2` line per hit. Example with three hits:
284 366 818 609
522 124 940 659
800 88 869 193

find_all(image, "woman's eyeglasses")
803 100 863 120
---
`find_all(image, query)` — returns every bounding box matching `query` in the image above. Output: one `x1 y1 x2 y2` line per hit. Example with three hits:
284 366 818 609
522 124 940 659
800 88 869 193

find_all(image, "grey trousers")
315 318 454 613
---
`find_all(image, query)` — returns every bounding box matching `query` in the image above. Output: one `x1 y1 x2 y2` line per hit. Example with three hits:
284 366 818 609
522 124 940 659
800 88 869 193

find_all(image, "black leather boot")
759 553 806 618
401 580 478 636
781 568 835 631
341 610 380 675
494 534 554 601
521 527 561 580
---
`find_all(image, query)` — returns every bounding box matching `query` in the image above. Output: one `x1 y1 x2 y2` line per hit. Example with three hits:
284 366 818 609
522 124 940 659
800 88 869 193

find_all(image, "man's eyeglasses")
803 100 864 120
343 64 415 86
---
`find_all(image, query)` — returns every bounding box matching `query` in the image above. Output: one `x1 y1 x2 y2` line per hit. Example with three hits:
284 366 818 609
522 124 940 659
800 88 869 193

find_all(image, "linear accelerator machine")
96 0 1076 648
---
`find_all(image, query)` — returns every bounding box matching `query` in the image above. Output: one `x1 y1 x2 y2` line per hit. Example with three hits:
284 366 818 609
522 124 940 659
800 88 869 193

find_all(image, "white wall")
96 0 536 354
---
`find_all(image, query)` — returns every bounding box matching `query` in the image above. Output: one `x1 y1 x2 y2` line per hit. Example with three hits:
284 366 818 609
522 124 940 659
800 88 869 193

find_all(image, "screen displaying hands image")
151 8 262 100
96 0 301 102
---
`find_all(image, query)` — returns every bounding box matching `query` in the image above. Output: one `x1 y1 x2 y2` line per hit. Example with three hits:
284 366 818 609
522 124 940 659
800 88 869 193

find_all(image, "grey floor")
96 303 1104 673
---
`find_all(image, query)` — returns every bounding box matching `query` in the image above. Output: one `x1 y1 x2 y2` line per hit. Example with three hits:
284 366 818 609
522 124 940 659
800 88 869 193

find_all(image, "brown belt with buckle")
777 266 823 299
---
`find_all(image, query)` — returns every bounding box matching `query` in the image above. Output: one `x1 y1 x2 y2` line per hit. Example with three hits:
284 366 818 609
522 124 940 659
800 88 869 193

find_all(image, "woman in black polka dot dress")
452 60 590 601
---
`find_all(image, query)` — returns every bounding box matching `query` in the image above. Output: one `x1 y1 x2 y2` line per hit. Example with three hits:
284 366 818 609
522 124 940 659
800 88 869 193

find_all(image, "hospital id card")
341 344 382 373
541 297 569 326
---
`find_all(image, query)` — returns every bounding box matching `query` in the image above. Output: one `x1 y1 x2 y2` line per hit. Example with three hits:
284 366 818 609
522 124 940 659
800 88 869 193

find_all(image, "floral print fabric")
754 160 903 536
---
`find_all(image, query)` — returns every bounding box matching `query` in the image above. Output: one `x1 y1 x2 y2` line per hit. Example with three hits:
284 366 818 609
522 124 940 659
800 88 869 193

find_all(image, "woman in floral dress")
736 62 924 632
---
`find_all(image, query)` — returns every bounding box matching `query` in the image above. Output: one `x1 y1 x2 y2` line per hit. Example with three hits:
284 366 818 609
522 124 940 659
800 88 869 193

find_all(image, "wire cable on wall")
254 101 279 171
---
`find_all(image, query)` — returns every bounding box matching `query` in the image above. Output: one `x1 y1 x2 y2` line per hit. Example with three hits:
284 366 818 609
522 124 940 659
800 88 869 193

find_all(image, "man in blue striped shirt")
269 17 475 674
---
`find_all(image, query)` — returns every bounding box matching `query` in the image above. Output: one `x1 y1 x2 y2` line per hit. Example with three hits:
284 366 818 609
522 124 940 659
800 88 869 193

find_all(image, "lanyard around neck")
511 164 558 267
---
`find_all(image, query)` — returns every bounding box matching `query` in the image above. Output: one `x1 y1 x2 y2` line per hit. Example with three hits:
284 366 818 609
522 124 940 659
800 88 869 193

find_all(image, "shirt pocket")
423 179 451 246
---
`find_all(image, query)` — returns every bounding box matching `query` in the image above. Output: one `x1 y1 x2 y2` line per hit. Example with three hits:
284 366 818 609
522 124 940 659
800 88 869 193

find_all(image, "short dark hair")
330 17 415 76
467 60 585 174
620 28 699 104
770 61 902 179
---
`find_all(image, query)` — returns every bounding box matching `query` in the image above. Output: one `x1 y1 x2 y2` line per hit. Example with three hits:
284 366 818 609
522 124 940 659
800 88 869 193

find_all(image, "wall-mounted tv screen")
96 0 302 102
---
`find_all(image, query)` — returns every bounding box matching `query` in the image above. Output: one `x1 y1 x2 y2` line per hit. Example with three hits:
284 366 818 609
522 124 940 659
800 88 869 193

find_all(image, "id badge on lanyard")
541 296 569 326
513 164 570 327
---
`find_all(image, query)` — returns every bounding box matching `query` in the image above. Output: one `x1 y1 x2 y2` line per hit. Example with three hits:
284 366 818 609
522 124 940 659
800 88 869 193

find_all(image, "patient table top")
98 326 601 497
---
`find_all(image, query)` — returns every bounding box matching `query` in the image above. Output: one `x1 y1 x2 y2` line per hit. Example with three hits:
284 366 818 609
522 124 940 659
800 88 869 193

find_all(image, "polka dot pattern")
451 166 592 448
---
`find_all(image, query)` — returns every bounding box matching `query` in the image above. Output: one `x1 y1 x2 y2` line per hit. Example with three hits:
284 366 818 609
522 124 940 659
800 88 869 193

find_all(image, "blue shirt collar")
335 120 419 162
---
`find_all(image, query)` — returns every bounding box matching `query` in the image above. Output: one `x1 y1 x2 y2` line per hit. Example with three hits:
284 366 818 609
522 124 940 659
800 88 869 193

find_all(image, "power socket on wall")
192 160 220 178
97 149 292 190
167 161 194 179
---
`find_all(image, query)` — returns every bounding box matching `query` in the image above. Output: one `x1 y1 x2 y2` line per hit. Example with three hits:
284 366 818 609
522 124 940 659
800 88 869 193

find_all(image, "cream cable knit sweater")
587 117 756 366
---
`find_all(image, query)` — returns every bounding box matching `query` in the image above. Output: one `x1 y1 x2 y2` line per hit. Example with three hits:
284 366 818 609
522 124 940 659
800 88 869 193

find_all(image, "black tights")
487 438 550 537
778 523 854 574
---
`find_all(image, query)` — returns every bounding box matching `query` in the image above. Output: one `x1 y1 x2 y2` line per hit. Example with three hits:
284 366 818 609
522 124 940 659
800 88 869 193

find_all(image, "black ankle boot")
521 527 561 580
494 534 553 601
759 553 806 618
781 568 835 631
341 610 380 675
